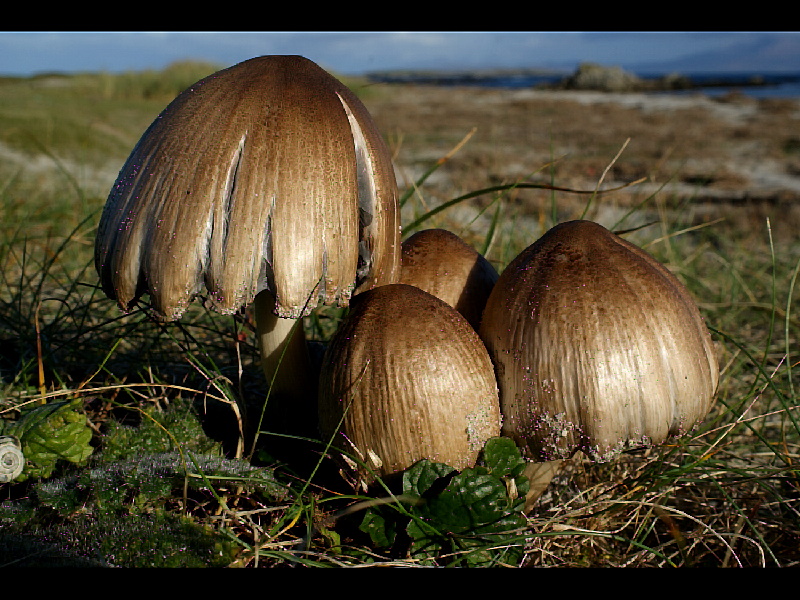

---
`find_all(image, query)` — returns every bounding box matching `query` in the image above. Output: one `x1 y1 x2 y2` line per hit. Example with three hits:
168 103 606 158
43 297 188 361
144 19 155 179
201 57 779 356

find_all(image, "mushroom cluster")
315 230 503 482
96 56 719 497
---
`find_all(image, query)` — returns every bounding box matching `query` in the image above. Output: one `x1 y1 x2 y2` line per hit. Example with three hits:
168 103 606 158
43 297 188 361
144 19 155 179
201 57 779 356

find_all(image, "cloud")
1 31 798 77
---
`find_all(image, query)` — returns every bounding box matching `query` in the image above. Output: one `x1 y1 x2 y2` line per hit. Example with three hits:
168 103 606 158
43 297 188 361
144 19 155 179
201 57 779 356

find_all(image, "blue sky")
2 31 800 77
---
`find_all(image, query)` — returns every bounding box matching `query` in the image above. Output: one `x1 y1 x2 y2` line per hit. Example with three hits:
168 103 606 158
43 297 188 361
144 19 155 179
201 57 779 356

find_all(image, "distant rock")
562 62 643 92
658 72 693 90
364 63 787 95
553 62 694 93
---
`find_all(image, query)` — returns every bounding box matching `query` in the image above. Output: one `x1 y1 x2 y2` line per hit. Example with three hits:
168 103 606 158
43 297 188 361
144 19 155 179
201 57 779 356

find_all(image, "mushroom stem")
253 290 315 402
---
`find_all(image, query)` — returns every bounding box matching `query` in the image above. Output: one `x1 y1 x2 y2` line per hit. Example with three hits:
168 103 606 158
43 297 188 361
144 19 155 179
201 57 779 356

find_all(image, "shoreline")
365 67 800 98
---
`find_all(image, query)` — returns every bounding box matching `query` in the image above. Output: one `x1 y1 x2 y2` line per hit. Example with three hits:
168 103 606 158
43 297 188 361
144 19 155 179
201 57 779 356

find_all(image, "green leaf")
480 436 530 506
356 440 531 565
426 468 508 534
402 459 457 498
482 437 527 480
359 509 396 548
7 399 93 481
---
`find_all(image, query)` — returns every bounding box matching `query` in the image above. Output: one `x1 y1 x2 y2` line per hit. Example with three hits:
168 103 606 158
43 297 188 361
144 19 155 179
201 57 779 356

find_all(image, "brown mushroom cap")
399 228 498 330
95 55 400 322
318 283 501 479
479 220 719 463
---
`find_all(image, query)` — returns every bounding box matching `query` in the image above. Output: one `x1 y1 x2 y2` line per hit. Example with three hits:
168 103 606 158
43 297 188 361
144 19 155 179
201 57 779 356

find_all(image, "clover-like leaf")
7 399 93 481
480 436 530 508
402 458 457 498
482 437 527 480
354 439 531 566
425 468 506 533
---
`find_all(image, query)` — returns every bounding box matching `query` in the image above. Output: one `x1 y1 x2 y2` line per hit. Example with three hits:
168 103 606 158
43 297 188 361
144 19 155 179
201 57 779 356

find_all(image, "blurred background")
2 31 799 79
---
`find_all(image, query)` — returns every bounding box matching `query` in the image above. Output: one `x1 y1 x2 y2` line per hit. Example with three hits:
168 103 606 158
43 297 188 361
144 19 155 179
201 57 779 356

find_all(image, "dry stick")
187 358 246 460
693 357 785 460
440 127 477 165
34 300 46 402
762 217 779 380
642 218 726 250
784 249 800 399
579 137 631 220
551 498 748 567
322 494 423 528
399 127 477 209
722 482 762 568
1 382 232 416
233 311 248 443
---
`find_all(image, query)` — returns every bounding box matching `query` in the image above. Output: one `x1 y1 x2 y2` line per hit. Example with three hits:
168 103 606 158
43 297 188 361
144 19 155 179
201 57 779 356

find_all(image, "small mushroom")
399 228 498 330
318 283 501 482
95 56 401 404
479 220 719 465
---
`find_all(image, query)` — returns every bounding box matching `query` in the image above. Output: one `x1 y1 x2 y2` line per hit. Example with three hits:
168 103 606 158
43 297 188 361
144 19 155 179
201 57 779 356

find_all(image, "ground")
359 83 800 245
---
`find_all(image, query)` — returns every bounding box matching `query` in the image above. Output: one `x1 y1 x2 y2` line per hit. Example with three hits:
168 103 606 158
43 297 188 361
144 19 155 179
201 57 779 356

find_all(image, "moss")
99 399 224 461
0 510 240 567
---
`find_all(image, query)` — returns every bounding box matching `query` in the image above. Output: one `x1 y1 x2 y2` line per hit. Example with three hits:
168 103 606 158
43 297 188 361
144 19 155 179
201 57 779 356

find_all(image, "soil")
359 83 800 244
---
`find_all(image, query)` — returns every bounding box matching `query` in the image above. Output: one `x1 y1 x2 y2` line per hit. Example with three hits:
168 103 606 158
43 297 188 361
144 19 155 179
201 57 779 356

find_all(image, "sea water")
368 71 800 100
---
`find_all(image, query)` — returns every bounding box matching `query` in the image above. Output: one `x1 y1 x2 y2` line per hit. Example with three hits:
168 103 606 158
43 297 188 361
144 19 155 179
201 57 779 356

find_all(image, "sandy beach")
360 83 800 243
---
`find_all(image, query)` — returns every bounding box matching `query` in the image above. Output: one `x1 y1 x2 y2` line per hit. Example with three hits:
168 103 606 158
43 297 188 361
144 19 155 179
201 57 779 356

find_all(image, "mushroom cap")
399 228 499 330
95 55 400 321
479 220 719 462
318 283 501 478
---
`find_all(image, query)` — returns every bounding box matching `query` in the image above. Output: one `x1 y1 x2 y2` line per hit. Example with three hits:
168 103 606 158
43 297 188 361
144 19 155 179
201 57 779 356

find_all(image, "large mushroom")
398 228 498 331
479 220 719 467
95 56 401 408
318 283 501 484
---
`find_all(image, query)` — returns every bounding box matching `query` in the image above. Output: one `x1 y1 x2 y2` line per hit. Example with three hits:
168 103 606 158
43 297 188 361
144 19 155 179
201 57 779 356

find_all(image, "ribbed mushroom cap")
318 283 501 478
479 220 719 463
399 228 498 330
95 55 400 321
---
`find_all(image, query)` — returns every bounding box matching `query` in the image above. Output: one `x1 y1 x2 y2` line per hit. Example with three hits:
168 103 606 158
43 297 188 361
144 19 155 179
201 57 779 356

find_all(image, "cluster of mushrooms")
95 56 719 504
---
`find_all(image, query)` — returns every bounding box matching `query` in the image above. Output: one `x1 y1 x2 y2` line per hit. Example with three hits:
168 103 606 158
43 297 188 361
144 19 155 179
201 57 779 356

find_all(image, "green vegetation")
358 437 530 566
0 399 92 481
0 63 798 567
